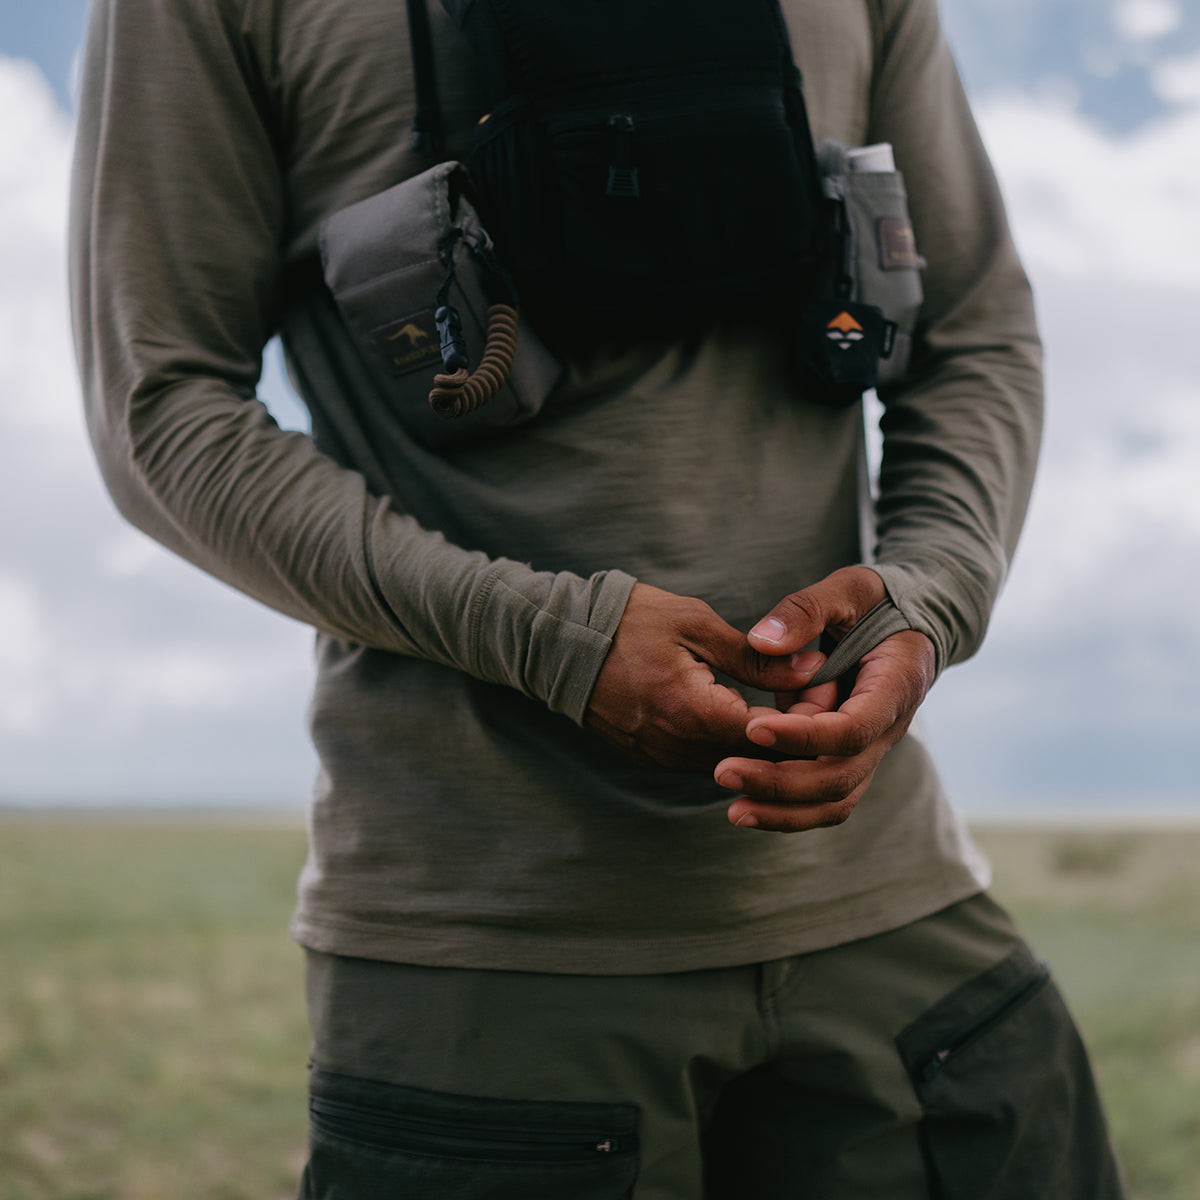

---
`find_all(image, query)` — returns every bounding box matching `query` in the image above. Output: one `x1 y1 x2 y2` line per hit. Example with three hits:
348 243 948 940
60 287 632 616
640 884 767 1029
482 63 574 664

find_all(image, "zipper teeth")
549 95 784 134
534 58 788 100
310 1096 634 1155
920 964 1051 1083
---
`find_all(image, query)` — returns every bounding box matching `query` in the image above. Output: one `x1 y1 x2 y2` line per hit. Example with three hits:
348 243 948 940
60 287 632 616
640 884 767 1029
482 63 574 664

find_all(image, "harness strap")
406 0 444 157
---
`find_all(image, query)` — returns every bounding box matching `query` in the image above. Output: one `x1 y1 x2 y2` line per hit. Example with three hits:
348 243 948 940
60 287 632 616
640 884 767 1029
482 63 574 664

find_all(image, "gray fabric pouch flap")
318 161 562 450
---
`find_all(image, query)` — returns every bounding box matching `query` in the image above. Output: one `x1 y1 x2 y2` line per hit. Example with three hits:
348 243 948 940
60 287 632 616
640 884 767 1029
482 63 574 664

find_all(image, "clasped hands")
585 566 936 833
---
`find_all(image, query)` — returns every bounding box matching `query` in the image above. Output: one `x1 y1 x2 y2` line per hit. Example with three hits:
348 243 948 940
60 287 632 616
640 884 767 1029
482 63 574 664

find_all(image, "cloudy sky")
1 0 1198 812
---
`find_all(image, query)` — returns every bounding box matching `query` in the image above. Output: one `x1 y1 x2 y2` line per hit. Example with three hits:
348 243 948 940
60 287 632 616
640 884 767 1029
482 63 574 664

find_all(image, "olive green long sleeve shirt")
71 0 1040 972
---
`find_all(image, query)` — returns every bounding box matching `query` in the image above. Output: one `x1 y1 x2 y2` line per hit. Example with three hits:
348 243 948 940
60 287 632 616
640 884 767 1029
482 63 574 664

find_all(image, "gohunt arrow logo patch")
825 310 865 350
369 310 442 376
801 299 897 404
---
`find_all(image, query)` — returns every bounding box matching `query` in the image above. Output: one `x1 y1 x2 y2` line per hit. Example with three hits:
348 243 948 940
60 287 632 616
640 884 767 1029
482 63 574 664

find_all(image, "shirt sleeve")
863 0 1044 673
68 0 635 724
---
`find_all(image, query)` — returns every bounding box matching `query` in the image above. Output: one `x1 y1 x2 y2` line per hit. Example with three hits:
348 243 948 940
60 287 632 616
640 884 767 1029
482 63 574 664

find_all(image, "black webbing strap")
406 0 444 157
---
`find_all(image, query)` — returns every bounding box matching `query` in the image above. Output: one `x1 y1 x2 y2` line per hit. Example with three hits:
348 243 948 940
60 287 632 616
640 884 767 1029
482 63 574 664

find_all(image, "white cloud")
974 97 1200 290
0 56 316 803
1112 0 1183 42
0 574 50 674
919 92 1200 804
0 56 79 439
66 638 311 724
1153 49 1200 106
0 574 53 733
0 57 71 240
97 530 166 578
944 95 1200 642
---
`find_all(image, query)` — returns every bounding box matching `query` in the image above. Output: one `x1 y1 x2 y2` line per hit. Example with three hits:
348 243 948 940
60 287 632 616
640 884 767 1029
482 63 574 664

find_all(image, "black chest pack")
435 0 826 319
317 0 924 432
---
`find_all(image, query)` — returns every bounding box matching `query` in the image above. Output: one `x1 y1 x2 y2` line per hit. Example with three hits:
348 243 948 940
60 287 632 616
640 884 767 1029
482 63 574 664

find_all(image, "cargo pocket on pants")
299 1066 639 1199
895 945 1125 1200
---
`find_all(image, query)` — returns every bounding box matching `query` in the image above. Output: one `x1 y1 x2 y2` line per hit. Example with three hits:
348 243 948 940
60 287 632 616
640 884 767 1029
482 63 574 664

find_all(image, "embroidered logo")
388 322 432 350
825 310 866 350
369 309 442 376
877 217 925 270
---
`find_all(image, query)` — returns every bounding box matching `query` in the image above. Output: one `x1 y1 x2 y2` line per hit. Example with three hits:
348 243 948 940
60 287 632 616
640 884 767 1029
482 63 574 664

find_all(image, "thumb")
747 567 887 656
686 609 828 693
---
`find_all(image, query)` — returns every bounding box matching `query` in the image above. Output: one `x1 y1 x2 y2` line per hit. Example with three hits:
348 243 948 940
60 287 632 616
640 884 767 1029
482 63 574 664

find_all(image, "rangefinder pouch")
318 161 562 449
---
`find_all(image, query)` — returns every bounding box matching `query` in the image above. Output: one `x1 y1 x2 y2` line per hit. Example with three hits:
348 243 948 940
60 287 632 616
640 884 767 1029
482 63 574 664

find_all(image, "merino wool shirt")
71 0 1042 973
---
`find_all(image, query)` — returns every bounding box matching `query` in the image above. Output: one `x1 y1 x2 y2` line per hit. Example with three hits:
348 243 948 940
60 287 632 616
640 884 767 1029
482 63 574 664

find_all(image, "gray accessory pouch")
318 161 562 450
818 141 925 388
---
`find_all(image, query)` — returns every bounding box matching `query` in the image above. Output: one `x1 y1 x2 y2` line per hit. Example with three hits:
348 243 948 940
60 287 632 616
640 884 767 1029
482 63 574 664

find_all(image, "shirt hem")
289 869 988 976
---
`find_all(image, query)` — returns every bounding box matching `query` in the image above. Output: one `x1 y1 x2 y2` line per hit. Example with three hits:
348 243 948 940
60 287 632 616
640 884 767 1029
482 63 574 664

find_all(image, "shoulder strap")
864 0 885 58
406 0 443 157
863 0 887 115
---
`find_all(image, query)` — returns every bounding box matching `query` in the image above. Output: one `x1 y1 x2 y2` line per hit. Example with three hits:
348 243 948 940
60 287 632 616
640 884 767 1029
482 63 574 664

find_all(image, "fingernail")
734 812 759 828
748 725 776 747
717 770 743 792
790 650 823 675
750 617 787 645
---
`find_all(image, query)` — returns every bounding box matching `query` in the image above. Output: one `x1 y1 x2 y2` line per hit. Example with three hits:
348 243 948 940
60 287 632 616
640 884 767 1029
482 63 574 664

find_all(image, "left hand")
715 567 936 833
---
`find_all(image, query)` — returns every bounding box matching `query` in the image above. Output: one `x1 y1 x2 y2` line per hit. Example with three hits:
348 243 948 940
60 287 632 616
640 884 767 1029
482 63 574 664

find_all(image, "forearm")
69 0 634 722
112 374 632 714
867 0 1043 672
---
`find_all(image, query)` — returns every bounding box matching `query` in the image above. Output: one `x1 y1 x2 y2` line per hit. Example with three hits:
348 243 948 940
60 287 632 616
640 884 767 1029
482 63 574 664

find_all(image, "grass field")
0 811 1197 1199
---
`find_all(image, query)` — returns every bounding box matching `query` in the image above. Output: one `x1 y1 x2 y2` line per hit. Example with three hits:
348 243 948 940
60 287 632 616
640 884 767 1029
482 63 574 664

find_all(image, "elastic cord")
429 304 520 418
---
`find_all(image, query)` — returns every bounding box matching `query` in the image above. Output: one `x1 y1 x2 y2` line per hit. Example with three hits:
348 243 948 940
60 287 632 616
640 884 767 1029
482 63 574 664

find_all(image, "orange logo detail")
825 310 865 349
826 311 863 333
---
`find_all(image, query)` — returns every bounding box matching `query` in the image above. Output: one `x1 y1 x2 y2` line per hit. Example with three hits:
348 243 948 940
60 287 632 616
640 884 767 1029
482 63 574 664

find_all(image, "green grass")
0 811 1197 1198
972 823 1200 1200
0 813 310 1200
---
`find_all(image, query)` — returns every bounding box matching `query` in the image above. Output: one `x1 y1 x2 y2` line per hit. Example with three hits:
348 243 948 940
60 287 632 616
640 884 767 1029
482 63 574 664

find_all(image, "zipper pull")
605 114 640 199
920 1047 952 1083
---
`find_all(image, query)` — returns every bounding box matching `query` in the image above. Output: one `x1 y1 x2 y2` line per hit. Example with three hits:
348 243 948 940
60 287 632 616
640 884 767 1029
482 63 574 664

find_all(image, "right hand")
585 583 826 773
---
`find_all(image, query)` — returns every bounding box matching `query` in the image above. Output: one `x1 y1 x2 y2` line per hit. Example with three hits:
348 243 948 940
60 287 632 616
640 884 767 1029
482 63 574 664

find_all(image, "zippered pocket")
301 1067 639 1199
309 1093 638 1162
895 946 1125 1200
549 86 815 306
470 74 822 313
910 956 1050 1085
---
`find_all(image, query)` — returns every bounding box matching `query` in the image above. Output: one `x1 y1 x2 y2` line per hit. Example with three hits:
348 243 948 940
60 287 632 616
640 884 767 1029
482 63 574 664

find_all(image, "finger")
716 747 882 812
587 618 764 770
739 691 883 753
745 709 891 760
788 679 841 716
662 670 817 767
744 680 847 753
591 679 759 773
655 669 758 757
744 636 928 757
746 566 886 655
725 772 875 833
680 606 827 692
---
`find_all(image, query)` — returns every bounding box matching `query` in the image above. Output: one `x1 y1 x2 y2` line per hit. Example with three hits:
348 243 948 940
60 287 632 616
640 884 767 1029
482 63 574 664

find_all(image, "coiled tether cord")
428 230 520 419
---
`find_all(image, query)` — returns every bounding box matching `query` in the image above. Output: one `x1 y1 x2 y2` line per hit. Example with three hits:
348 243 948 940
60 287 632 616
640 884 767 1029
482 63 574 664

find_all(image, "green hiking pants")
298 894 1125 1199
